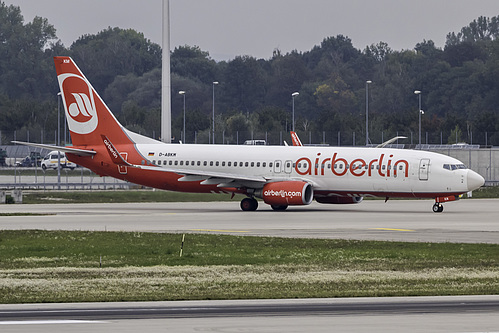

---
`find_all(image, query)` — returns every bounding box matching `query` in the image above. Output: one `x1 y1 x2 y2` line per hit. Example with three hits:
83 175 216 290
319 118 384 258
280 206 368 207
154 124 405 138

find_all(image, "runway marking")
370 228 415 232
191 229 249 233
0 320 105 325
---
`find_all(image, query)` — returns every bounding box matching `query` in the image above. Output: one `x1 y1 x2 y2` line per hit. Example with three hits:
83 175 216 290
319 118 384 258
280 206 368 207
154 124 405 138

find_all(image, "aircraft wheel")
432 203 443 213
271 205 288 211
240 197 258 211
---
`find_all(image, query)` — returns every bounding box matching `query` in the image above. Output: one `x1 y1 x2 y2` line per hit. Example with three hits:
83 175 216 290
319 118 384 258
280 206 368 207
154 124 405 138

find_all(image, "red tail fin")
54 56 131 148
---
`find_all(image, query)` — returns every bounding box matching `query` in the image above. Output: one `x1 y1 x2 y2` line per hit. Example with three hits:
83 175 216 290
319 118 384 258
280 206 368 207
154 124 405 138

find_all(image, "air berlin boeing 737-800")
14 57 485 212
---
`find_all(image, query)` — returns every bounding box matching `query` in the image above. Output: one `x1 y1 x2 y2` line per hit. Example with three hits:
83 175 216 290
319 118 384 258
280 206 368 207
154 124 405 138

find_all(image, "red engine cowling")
260 181 313 206
315 196 363 204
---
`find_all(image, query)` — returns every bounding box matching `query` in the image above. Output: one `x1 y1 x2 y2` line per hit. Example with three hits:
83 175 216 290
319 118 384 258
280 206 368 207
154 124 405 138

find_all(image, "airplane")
14 56 485 213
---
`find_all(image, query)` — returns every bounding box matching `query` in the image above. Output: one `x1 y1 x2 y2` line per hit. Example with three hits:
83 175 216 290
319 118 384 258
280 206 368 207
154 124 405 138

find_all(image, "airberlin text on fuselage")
295 153 409 178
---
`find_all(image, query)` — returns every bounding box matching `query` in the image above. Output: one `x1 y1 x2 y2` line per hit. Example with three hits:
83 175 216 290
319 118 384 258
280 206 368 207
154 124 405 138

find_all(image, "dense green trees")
1 2 498 146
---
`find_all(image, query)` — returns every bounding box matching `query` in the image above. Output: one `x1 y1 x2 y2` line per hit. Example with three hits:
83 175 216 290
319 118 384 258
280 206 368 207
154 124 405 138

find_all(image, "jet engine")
257 181 313 206
315 196 363 204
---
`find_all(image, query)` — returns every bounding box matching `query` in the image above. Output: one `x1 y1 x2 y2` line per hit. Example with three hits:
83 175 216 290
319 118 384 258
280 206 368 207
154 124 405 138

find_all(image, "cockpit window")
443 163 467 171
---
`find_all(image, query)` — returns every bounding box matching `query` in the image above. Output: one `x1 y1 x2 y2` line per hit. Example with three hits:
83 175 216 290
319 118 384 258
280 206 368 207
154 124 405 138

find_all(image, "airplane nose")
467 170 485 191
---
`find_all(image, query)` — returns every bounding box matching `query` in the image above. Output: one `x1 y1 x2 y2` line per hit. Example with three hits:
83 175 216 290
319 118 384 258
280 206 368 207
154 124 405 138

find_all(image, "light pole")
292 92 299 132
179 91 186 143
57 92 61 190
212 81 219 144
365 80 372 146
414 90 423 149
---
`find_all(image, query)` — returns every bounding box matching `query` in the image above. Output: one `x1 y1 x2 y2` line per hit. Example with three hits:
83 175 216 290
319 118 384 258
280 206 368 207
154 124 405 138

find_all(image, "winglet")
101 135 133 167
290 131 303 146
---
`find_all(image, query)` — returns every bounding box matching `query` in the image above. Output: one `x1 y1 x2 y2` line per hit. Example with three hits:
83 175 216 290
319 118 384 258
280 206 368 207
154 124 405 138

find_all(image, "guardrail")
0 182 131 191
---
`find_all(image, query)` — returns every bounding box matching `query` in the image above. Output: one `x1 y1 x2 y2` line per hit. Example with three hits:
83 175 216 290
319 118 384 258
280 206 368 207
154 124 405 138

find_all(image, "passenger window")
186 161 189 166
240 162 243 167
174 161 178 166
203 161 207 166
245 162 249 167
222 161 225 167
257 162 260 167
263 162 266 167
169 160 173 166
228 162 231 167
197 161 201 166
210 161 213 166
180 161 183 166
269 162 273 167
163 160 167 166
251 162 254 167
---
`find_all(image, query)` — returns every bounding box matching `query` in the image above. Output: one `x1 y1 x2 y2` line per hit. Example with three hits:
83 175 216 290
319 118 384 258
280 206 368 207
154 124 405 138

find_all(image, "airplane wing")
133 164 320 189
11 141 96 156
376 136 407 148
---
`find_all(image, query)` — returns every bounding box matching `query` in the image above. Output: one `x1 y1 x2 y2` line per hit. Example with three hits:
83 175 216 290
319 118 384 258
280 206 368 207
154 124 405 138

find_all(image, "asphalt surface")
0 199 498 243
1 199 498 332
0 296 498 332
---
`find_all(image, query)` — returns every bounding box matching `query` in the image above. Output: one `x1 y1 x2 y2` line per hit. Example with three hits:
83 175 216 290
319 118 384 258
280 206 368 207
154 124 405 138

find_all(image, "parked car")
41 151 77 170
15 152 42 167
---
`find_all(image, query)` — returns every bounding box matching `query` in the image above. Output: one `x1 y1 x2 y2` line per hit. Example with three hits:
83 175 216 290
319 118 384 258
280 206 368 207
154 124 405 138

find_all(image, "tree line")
1 2 499 146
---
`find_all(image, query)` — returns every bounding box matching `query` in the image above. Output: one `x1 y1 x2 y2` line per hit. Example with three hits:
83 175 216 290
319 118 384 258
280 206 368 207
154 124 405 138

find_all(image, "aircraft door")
419 158 430 181
274 160 282 173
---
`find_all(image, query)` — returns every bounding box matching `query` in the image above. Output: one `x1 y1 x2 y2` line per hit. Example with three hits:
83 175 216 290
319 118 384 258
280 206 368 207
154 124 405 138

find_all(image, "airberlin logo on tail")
59 73 98 134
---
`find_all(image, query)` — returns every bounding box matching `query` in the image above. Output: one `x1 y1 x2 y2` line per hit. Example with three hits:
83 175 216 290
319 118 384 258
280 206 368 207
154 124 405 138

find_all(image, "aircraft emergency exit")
14 57 485 212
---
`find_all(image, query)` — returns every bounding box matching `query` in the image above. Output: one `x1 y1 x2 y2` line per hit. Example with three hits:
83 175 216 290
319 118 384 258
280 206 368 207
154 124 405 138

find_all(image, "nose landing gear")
432 203 444 213
433 195 461 213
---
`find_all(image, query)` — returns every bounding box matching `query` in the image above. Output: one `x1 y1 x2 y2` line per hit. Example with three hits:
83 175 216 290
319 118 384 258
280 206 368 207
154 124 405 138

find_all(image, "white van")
41 151 77 170
243 140 266 145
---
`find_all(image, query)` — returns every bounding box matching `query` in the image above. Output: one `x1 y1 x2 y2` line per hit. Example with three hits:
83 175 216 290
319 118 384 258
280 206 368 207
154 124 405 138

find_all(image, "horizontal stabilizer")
11 141 96 156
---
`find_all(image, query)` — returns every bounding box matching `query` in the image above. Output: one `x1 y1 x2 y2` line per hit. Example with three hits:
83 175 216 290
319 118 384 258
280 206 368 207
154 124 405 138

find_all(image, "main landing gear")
432 202 444 213
240 197 258 211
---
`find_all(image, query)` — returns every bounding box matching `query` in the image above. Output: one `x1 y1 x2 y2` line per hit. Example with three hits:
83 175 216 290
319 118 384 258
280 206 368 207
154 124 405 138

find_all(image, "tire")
271 205 288 211
240 198 258 211
432 203 443 213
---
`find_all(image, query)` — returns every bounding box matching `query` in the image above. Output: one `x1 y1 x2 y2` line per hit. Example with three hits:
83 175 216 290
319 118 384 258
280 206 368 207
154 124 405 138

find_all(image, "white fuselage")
131 143 479 198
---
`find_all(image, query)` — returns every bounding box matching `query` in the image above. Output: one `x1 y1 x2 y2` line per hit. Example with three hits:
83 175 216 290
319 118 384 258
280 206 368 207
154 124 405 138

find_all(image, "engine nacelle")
315 196 363 204
258 181 313 206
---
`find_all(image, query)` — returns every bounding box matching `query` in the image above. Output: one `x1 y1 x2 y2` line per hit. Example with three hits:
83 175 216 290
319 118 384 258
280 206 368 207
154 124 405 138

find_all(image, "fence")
2 129 499 147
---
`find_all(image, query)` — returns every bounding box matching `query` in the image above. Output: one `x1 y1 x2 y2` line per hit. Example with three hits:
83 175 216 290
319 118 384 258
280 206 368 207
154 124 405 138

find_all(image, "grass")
0 230 497 303
470 185 499 198
13 186 499 204
21 190 243 204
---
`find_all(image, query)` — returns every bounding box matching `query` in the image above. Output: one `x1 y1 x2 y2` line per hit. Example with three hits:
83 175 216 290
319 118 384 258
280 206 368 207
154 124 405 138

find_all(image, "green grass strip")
0 230 497 303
